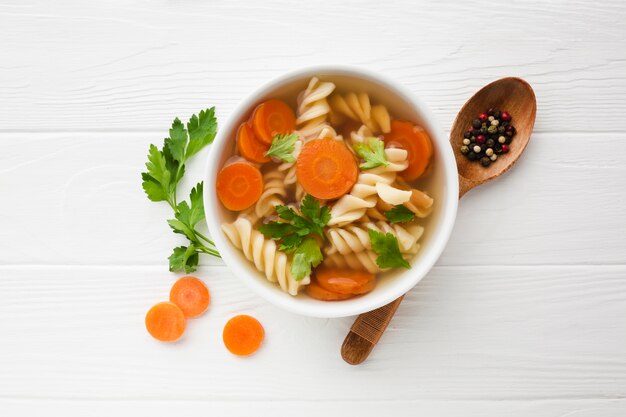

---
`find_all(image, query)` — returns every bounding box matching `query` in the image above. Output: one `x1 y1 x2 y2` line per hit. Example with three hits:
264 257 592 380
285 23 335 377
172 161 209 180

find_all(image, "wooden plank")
1 131 624 266
0 0 625 132
0 265 624 400
1 399 626 417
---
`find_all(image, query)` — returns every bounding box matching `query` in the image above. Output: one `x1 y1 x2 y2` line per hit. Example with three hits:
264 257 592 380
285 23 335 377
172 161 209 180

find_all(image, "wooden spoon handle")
340 296 404 365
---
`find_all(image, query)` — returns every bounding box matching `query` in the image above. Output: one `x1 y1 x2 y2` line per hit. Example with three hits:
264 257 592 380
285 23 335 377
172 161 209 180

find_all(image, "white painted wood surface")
1 0 626 415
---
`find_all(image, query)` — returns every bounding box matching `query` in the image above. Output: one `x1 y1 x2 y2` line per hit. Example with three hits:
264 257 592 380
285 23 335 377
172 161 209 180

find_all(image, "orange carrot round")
222 315 265 356
145 301 186 342
216 162 263 211
306 279 355 301
314 267 375 295
169 276 210 318
384 120 433 180
296 139 358 200
252 99 296 145
237 122 270 163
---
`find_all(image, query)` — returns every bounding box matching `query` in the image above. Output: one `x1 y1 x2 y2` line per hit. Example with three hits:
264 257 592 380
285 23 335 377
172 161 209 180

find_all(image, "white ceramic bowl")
204 66 458 318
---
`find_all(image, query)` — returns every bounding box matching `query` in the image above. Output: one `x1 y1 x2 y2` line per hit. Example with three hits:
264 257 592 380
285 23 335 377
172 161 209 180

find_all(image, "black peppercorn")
480 127 488 134
470 136 476 143
498 126 505 133
486 139 495 148
495 144 503 153
494 111 501 118
480 157 491 167
467 151 477 161
487 108 494 116
464 131 471 139
472 119 481 129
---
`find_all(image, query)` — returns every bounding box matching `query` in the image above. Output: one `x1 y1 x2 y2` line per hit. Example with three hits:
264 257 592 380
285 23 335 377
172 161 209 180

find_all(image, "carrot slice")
145 301 186 342
169 276 210 318
216 162 263 211
237 122 270 163
306 279 355 301
222 315 265 356
296 139 358 200
315 267 376 295
383 120 433 180
252 99 296 145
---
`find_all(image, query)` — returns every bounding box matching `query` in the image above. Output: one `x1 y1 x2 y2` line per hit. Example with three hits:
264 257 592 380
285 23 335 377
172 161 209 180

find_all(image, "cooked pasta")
323 250 382 274
221 217 310 295
296 77 336 140
254 169 288 218
325 221 424 256
329 92 391 134
216 76 436 301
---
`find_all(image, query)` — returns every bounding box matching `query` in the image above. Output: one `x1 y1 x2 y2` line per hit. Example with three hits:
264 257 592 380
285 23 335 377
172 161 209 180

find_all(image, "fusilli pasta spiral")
221 217 310 295
323 251 382 274
296 77 336 140
325 221 424 256
254 169 288 218
330 92 391 134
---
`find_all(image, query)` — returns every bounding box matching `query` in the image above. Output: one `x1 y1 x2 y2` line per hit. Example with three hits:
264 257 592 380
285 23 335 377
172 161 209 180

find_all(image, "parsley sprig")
141 108 220 273
265 133 299 162
353 137 389 169
384 205 416 223
259 195 330 280
368 229 411 269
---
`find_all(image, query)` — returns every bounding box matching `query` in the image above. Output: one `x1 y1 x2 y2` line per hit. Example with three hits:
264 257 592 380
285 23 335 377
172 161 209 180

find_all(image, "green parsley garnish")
368 229 411 269
353 138 389 169
259 195 330 280
141 108 220 273
265 133 299 162
291 237 324 281
384 205 416 223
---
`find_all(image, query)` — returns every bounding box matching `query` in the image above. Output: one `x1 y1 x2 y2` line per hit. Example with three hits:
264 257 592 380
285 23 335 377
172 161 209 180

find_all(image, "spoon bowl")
451 77 537 196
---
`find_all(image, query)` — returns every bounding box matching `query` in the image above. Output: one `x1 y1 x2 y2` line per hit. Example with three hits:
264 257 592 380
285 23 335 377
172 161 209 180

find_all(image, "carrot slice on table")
296 138 358 200
169 276 211 318
216 162 263 211
383 120 433 181
237 122 270 163
306 279 355 301
252 99 296 145
145 301 186 342
223 315 265 356
314 266 375 295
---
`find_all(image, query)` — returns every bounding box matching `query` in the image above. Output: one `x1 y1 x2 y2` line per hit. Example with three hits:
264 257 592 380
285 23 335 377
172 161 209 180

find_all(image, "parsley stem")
198 245 221 257
194 230 216 246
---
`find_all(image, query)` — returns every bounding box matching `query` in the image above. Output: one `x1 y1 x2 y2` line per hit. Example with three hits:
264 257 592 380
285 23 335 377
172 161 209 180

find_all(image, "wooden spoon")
341 77 537 365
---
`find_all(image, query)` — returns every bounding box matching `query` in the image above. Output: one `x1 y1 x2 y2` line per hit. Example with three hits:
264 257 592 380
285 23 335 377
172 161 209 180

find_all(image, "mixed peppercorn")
460 108 516 167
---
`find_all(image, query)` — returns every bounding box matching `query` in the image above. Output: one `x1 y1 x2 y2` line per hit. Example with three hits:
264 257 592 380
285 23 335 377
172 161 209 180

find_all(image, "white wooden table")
2 1 626 415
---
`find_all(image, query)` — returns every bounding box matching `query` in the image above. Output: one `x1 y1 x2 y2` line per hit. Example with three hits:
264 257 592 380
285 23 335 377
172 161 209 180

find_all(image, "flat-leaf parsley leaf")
384 205 416 223
291 237 324 281
353 137 388 170
265 133 299 162
368 229 411 269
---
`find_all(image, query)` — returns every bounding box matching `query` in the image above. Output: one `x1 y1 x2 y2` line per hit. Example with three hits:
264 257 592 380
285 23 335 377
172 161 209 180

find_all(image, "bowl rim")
204 65 458 318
